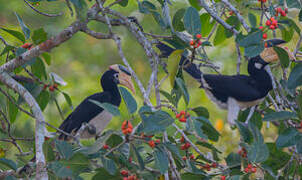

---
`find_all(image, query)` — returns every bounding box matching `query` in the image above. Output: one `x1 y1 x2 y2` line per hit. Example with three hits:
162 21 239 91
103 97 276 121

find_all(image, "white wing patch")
227 98 240 126
80 110 113 139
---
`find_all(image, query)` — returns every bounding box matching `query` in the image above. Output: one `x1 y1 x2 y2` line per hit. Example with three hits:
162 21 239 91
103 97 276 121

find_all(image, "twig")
104 140 126 157
24 0 62 17
81 27 112 39
235 36 242 75
0 35 8 46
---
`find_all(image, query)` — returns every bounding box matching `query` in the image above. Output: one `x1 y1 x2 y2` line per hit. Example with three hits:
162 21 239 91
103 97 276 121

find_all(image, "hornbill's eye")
114 73 119 79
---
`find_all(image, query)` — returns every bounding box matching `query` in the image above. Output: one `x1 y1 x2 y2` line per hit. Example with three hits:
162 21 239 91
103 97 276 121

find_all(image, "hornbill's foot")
84 123 97 135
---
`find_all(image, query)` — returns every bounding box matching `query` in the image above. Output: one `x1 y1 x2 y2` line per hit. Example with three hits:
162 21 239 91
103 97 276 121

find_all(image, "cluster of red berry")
275 7 288 17
120 170 139 180
244 164 257 173
182 154 194 161
180 136 191 150
176 111 190 123
189 34 203 48
43 83 58 92
148 139 160 148
200 162 218 171
259 17 279 40
122 120 133 135
238 147 247 158
21 43 33 50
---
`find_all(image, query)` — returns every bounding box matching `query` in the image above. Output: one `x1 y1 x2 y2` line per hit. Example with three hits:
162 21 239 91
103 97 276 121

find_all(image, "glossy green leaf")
263 143 291 173
69 0 85 9
36 90 50 111
172 8 186 32
118 0 128 7
15 12 30 39
92 168 119 180
164 142 182 159
276 128 300 148
139 1 156 14
225 16 240 38
0 45 15 56
7 97 18 123
43 140 55 161
0 158 17 170
213 25 226 46
131 144 144 170
106 134 123 148
175 77 190 105
62 92 73 110
138 106 174 134
32 28 47 45
238 30 263 47
60 153 90 176
0 28 25 43
287 63 302 89
225 152 241 167
89 100 120 116
236 121 253 144
191 106 209 118
55 139 74 160
31 57 47 79
247 140 269 163
286 0 301 8
48 161 73 178
248 13 257 27
273 46 290 68
188 0 201 10
41 52 51 65
154 147 169 174
119 86 137 114
200 13 214 37
101 157 117 175
299 9 302 22
263 111 297 122
195 117 220 142
183 7 201 36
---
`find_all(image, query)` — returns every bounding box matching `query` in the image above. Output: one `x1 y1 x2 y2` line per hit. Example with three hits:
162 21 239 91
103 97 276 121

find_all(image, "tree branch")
24 0 62 17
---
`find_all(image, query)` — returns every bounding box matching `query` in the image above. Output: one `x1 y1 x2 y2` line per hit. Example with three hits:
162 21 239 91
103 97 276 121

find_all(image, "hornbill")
157 39 294 125
58 64 135 140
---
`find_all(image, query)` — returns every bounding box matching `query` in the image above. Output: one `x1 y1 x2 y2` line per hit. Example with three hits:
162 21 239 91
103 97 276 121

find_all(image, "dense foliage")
0 0 301 179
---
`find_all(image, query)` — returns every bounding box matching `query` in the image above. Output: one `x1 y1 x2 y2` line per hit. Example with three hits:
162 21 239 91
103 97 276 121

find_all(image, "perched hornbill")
157 39 294 125
58 64 135 140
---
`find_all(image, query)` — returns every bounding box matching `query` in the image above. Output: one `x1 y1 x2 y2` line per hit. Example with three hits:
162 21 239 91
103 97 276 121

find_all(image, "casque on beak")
109 64 136 94
260 39 295 63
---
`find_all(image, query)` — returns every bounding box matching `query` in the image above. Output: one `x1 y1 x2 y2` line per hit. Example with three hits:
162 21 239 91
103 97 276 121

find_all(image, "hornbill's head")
249 39 295 71
101 64 135 94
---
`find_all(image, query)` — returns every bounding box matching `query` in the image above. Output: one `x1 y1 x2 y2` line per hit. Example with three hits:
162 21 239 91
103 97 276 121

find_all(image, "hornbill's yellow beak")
261 39 295 63
110 64 136 94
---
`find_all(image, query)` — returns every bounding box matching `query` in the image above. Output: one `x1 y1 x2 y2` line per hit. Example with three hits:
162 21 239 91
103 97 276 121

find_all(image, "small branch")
235 36 242 75
0 35 9 46
81 27 112 39
53 98 65 121
221 0 251 32
24 0 62 17
104 140 126 157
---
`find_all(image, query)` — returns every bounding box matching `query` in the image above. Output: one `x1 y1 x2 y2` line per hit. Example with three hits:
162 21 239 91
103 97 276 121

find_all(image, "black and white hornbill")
58 64 135 140
157 39 294 125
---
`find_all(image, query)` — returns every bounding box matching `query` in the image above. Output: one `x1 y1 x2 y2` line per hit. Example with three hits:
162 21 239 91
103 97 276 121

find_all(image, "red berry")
276 7 282 13
251 167 257 173
149 140 155 148
155 139 160 144
211 162 218 168
259 26 264 30
281 10 286 16
244 167 250 173
182 156 187 161
196 34 202 39
272 20 278 26
229 11 234 15
180 111 186 115
21 43 32 49
180 136 185 143
129 157 132 163
185 142 191 149
270 25 276 30
221 176 226 180
190 154 195 159
266 20 271 26
43 84 48 90
53 83 58 88
176 113 181 118
190 40 195 46
197 40 202 45
262 33 267 39
270 17 275 21
180 144 186 150
121 170 128 176
264 42 268 48
179 117 187 122
103 144 109 149
247 164 253 169
49 86 55 92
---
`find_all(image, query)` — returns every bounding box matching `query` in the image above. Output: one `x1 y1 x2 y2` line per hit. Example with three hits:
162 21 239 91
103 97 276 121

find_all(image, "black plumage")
58 65 134 140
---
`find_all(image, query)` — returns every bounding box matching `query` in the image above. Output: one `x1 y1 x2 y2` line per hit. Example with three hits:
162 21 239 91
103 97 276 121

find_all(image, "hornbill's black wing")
203 74 263 103
58 92 112 139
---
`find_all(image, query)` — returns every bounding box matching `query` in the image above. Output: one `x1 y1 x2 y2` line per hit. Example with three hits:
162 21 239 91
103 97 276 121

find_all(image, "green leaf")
36 90 50 111
89 100 120 116
131 144 145 170
183 7 201 36
0 158 17 170
101 157 117 175
236 121 253 144
92 168 119 180
0 45 15 56
43 140 55 161
7 97 18 123
248 13 257 27
195 117 220 142
31 57 47 79
286 0 301 8
188 0 201 10
263 111 297 122
4 176 17 180
299 9 302 22
62 92 73 110
172 8 186 32
181 173 207 180
276 128 300 148
15 12 30 39
159 90 174 104
0 28 25 43
238 30 263 47
191 106 209 118
31 28 47 45
119 86 137 114
297 139 302 154
273 46 290 68
55 139 74 160
49 72 67 86
41 52 51 65
175 77 190 105
288 63 302 89
69 0 85 9
118 0 128 7
164 142 182 159
225 16 240 38
48 161 73 178
263 143 291 173
213 25 226 45
60 153 90 176
245 43 265 58
106 134 123 148
138 106 174 135
247 140 269 163
200 13 215 37
154 147 169 174
225 153 241 167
